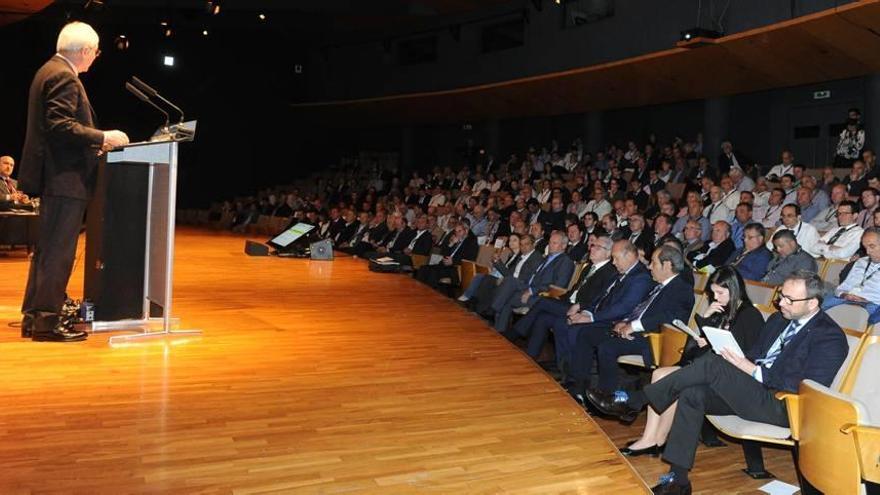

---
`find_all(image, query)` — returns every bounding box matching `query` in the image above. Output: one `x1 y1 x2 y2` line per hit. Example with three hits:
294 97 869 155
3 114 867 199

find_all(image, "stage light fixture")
164 27 173 38
160 20 168 26
202 29 209 36
258 13 266 21
163 55 175 67
114 35 129 51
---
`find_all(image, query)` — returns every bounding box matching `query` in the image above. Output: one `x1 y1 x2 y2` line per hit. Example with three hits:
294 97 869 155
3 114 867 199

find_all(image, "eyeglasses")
776 293 814 305
836 210 854 216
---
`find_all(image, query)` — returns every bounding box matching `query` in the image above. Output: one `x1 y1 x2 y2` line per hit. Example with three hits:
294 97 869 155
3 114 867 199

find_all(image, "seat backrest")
832 331 868 392
826 305 870 335
848 339 880 424
567 262 587 291
658 325 689 367
692 271 708 293
687 293 708 329
744 280 777 308
475 245 495 267
822 259 849 285
459 260 477 290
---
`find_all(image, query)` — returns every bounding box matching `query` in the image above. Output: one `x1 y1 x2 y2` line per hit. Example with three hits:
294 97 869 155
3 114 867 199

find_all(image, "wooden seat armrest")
841 423 880 484
775 392 801 440
544 285 567 299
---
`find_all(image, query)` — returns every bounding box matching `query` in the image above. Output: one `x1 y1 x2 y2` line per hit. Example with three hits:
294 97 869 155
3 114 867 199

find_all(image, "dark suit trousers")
22 195 88 315
596 334 649 392
569 322 614 386
644 352 789 470
511 297 570 358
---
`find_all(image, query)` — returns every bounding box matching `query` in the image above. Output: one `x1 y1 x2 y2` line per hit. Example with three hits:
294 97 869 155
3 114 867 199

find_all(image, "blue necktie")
625 283 664 321
756 320 801 367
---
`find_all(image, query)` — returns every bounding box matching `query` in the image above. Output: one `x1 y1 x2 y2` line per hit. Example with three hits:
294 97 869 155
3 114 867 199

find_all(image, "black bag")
369 260 402 273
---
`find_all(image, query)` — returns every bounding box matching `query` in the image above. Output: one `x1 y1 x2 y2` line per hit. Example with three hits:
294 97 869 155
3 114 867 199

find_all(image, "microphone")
125 81 169 129
131 76 185 123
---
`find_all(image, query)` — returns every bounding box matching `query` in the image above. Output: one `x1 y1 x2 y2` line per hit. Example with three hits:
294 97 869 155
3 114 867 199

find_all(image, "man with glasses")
821 228 880 324
814 201 864 260
504 234 618 359
18 22 129 342
589 271 847 494
727 223 772 282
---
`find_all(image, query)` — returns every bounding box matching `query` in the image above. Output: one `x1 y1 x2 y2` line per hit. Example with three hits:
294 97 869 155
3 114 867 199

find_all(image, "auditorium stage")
0 229 795 493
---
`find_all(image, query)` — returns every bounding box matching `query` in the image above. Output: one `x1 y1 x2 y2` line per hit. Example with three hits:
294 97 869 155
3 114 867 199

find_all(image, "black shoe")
21 313 34 338
32 327 88 342
585 389 640 423
651 474 691 495
620 443 661 457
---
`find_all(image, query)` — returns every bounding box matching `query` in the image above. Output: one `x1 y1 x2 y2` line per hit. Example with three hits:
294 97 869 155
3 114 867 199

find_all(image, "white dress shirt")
703 201 731 224
585 199 612 219
836 257 880 303
758 204 784 228
815 224 865 260
766 163 794 179
721 189 740 211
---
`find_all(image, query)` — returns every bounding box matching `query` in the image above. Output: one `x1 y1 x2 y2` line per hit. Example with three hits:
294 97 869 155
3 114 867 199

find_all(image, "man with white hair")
19 21 130 342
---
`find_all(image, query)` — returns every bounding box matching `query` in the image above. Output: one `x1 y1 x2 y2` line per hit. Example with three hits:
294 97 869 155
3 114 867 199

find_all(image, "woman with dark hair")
619 265 764 456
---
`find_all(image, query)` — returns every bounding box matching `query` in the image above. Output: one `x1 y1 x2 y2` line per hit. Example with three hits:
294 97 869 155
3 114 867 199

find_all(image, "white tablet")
702 326 745 358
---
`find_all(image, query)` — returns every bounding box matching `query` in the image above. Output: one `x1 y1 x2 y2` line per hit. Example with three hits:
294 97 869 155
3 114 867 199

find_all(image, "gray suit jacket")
762 249 818 285
528 253 576 294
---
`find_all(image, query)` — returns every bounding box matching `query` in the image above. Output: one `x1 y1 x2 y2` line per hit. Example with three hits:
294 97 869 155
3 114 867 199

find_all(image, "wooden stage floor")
0 229 796 494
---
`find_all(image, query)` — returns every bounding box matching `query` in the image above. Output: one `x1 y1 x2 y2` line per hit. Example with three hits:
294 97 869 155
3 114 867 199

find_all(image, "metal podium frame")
91 134 200 344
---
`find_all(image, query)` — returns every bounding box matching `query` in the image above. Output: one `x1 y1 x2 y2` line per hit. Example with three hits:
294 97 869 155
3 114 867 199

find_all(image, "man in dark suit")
692 221 736 270
365 213 415 260
589 271 847 494
626 213 655 259
491 232 575 332
565 223 588 262
575 245 694 397
384 214 433 269
331 209 360 246
348 212 388 256
727 222 772 282
506 234 618 359
19 22 130 342
415 220 478 291
552 240 654 377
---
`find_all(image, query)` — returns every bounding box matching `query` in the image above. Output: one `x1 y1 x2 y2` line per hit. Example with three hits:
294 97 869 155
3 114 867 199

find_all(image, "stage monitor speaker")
244 240 270 256
310 239 333 260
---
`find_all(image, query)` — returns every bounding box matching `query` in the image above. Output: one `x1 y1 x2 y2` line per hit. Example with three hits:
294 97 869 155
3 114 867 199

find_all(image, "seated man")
468 234 543 315
565 222 588 262
568 245 694 402
415 220 478 291
0 155 30 211
589 271 847 494
505 234 618 359
383 214 434 269
691 221 735 270
349 212 389 257
490 232 574 332
813 201 864 261
821 227 880 324
727 222 772 282
766 204 820 257
552 240 654 385
761 229 817 286
364 213 415 261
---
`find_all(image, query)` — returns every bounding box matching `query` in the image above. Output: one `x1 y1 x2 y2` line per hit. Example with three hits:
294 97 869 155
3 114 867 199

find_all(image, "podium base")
108 329 202 346
90 317 180 333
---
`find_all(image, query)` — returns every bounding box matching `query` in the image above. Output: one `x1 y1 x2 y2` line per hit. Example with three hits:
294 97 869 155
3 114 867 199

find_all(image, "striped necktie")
756 320 801 367
827 227 848 245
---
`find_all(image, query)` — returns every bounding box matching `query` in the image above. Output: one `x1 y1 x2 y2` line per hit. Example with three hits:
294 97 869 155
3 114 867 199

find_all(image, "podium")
85 123 200 344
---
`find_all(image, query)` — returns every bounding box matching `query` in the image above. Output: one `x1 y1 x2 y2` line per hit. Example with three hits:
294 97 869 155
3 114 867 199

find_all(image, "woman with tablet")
620 266 764 456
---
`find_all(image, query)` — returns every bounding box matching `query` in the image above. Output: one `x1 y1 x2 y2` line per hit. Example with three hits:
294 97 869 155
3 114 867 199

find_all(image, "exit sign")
813 90 831 100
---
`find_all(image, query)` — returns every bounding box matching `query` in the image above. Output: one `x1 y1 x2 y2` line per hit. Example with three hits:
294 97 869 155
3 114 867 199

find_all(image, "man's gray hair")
57 21 99 53
657 245 685 274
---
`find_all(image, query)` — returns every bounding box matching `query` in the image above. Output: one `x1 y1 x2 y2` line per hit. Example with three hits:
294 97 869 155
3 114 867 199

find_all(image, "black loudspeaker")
244 240 270 256
310 239 334 260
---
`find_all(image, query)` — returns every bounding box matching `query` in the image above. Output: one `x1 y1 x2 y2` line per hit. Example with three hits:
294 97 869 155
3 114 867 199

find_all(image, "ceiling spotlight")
114 35 129 51
163 55 175 67
258 13 266 21
202 29 209 36
160 20 168 26
164 27 173 38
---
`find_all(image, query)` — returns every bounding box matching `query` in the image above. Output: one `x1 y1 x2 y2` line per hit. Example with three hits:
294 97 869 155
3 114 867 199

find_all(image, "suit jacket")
693 238 736 269
745 311 848 393
728 246 772 281
762 249 818 286
633 274 695 334
0 176 16 209
333 221 360 245
388 226 416 252
450 233 479 264
528 253 575 294
565 260 618 308
365 223 389 245
511 250 544 282
566 241 588 262
20 55 105 198
407 229 434 256
628 229 655 257
587 263 653 324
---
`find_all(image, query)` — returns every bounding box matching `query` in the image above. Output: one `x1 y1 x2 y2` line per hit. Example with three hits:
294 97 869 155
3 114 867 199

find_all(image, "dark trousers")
595 334 650 392
644 352 789 470
416 264 458 290
512 297 570 358
21 195 88 317
568 322 614 388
